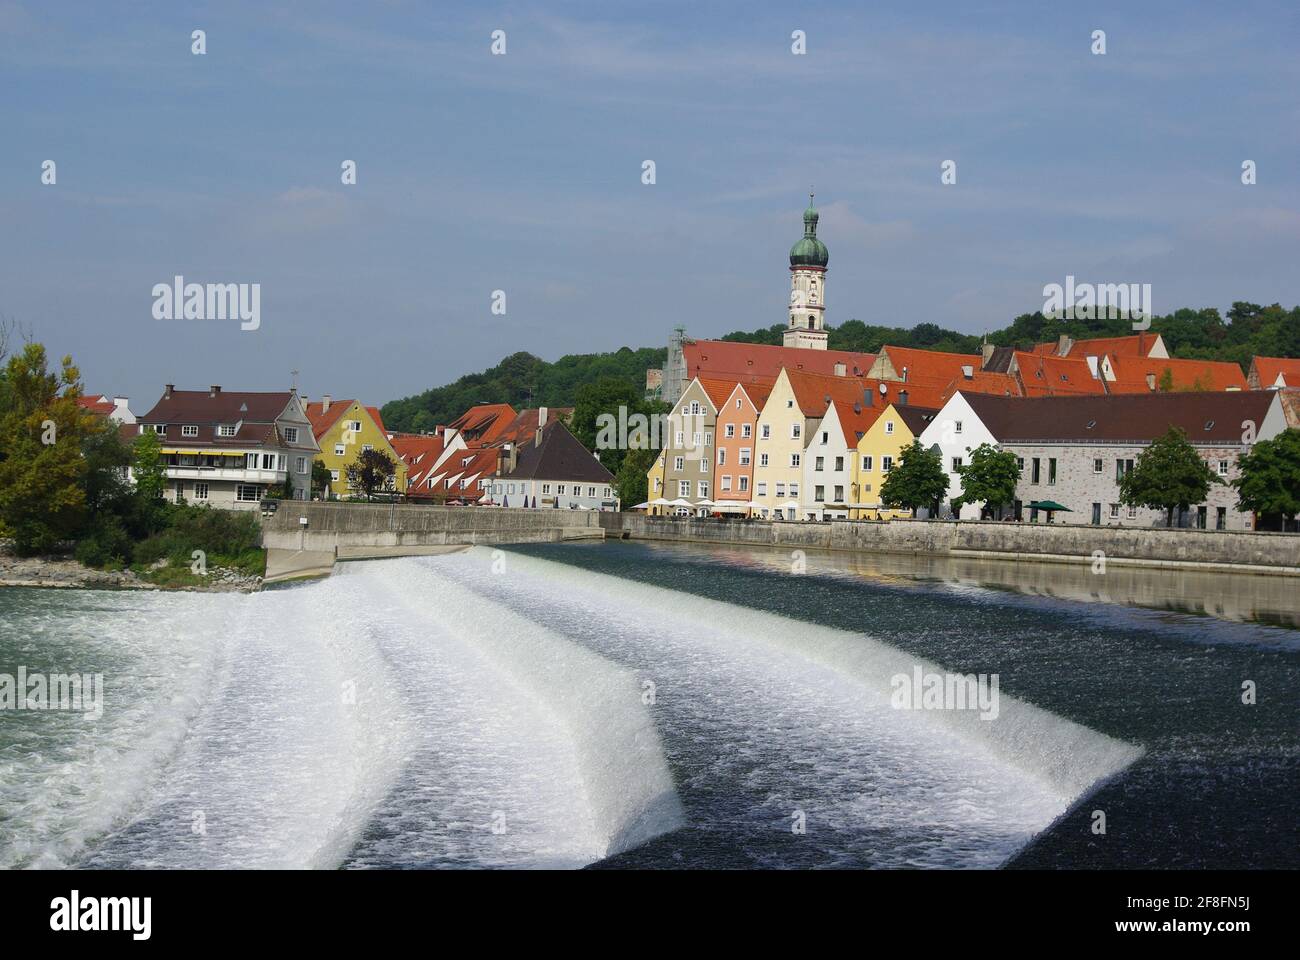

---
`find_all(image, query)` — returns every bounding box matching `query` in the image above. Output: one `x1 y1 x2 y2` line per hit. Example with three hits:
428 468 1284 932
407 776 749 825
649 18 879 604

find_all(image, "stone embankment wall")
598 514 1300 574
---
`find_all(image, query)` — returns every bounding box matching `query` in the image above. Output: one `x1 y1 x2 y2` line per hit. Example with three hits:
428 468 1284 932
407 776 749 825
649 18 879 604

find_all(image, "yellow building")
851 403 939 519
305 396 406 498
645 449 668 515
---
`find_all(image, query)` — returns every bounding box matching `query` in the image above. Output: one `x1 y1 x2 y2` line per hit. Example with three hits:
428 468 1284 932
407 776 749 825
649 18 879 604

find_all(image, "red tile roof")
1012 352 1108 397
447 403 517 444
77 395 116 417
683 339 875 382
1250 356 1300 389
1106 355 1248 393
876 345 984 385
1030 334 1162 358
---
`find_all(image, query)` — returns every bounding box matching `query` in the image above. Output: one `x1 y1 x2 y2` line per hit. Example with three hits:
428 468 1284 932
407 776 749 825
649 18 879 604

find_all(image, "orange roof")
1107 355 1248 392
1030 334 1162 358
493 407 574 447
77 395 116 416
1251 356 1300 389
829 398 885 446
937 370 1022 403
683 339 875 382
304 398 357 438
1012 352 1108 397
446 403 518 445
784 369 877 416
697 376 756 411
366 407 386 434
877 345 983 383
731 380 775 412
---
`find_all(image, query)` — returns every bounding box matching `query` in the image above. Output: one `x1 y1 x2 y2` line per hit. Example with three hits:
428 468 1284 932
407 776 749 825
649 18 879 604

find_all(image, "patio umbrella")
629 502 650 510
1027 500 1071 522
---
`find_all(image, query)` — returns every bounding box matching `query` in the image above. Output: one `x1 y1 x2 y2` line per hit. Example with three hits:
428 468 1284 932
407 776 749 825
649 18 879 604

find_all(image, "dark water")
498 541 1300 869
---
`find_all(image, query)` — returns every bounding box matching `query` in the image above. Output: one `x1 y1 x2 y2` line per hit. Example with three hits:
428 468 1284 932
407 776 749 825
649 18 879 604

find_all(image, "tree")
131 429 167 502
345 447 396 500
955 443 1021 518
1232 429 1300 527
1119 427 1220 527
311 459 334 499
614 446 656 508
879 440 949 518
82 421 133 517
0 344 92 553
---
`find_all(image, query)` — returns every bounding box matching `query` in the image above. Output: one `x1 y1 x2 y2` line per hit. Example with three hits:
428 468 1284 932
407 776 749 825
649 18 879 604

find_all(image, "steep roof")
1030 334 1162 358
827 398 884 446
875 345 983 383
77 395 116 417
1106 355 1248 393
446 403 518 444
683 339 875 383
493 407 575 446
958 390 1274 444
138 388 293 425
697 376 747 410
1250 356 1300 389
501 420 614 484
893 404 942 437
1012 352 1108 397
724 379 775 412
304 398 355 438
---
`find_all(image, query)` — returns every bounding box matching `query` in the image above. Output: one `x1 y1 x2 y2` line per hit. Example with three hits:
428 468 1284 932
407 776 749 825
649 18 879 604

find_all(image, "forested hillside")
381 302 1300 433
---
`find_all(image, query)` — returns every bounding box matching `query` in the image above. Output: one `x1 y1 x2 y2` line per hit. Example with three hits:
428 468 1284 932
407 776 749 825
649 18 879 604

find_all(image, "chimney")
981 342 995 368
1057 334 1073 356
209 385 221 398
961 365 974 380
164 384 174 399
899 390 909 406
538 406 548 428
322 395 331 413
534 424 545 447
834 362 846 377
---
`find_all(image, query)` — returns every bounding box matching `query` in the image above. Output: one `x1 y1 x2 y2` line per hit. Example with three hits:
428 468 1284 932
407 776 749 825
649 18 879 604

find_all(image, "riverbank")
0 543 263 592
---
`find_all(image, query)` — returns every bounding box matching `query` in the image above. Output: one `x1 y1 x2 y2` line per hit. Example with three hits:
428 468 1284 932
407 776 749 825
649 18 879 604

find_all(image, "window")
362 444 373 453
182 425 198 437
885 421 894 435
284 427 299 443
742 424 752 438
1031 458 1041 484
557 484 565 494
236 484 260 502
862 455 873 471
761 424 771 439
1115 458 1133 482
735 398 742 409
693 432 702 447
789 482 799 497
152 424 167 435
790 453 801 467
674 456 684 471
1093 458 1103 474
815 456 825 471
882 456 893 474
834 457 844 472
718 448 727 466
739 448 751 465
821 431 829 445
756 482 767 496
542 483 551 494
1217 460 1229 476
725 424 735 438
776 484 785 498
791 424 801 439
698 482 708 498
834 485 844 502
334 443 346 456
261 453 276 470
218 424 236 437
1127 505 1138 519
194 482 209 500
704 432 712 446
760 453 769 467
173 481 185 503
1016 457 1024 472
1216 506 1227 530
814 485 825 502
678 481 690 497
699 459 708 472
604 488 611 498
1110 503 1120 519
689 402 701 416
738 476 748 492
955 421 964 434
786 399 794 408
348 420 362 433
588 486 597 497
721 475 732 491
952 457 963 472
330 469 340 482
295 457 307 474
1048 458 1057 485
1091 503 1101 525
676 431 685 446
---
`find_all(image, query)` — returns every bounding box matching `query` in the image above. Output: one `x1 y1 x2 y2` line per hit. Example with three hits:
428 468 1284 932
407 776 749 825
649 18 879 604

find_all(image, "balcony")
165 466 286 483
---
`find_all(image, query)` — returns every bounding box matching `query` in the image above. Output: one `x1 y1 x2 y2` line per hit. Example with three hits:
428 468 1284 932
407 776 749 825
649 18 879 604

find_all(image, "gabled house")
1101 355 1248 393
657 377 733 513
851 403 940 519
130 384 319 508
714 380 773 514
1248 356 1300 390
445 403 518 446
78 394 136 424
1028 333 1168 360
305 396 406 499
486 420 617 511
803 398 880 519
390 429 467 502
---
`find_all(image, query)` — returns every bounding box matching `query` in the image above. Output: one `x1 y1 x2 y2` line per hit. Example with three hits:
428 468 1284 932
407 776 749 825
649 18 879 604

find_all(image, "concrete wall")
600 513 1300 573
262 502 603 552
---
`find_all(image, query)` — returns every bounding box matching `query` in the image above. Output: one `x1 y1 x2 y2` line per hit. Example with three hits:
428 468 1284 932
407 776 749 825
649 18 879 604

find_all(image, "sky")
2 0 1298 410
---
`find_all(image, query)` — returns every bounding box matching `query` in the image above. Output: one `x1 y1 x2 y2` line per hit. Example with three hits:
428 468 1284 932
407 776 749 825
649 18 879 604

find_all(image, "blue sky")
2 1 1298 409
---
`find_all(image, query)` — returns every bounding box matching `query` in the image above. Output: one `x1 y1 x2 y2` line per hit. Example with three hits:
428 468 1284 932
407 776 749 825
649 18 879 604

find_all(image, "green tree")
879 440 949 518
0 344 92 553
311 459 334 499
955 443 1021 518
1119 427 1220 527
614 445 657 508
571 377 641 473
131 429 167 502
1232 429 1300 526
345 447 397 500
81 421 133 517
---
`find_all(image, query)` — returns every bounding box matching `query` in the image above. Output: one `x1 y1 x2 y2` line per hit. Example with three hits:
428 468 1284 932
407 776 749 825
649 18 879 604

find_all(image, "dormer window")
152 424 167 435
218 424 236 437
181 425 198 437
284 427 299 443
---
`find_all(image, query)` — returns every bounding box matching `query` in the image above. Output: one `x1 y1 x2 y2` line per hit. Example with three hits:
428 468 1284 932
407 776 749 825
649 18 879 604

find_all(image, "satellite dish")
878 383 888 395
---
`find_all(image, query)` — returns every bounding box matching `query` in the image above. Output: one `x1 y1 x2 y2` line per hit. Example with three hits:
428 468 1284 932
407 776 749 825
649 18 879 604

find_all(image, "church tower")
784 193 829 350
